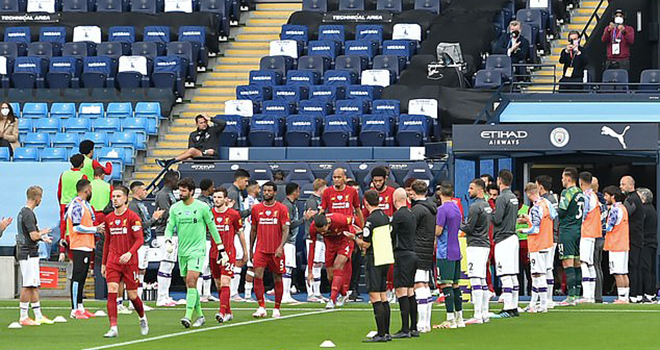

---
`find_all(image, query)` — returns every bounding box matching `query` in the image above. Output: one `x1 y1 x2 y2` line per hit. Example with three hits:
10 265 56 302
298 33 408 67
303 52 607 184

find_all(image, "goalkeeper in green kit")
164 178 229 328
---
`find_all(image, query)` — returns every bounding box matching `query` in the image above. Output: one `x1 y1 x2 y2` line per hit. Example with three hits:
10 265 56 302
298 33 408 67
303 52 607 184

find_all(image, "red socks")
107 292 118 327
274 279 283 310
343 262 353 295
386 265 394 290
255 277 265 308
130 297 145 318
220 286 231 315
330 268 344 302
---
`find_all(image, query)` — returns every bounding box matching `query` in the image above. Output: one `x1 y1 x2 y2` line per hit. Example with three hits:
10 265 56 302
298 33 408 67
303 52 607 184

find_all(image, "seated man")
492 20 531 79
156 115 226 168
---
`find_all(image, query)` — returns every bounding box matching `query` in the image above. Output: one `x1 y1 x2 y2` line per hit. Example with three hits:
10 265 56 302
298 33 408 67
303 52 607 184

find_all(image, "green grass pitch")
1 300 659 349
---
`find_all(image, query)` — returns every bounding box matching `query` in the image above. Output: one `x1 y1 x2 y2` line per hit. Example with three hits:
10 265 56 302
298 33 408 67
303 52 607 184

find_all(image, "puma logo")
601 125 631 149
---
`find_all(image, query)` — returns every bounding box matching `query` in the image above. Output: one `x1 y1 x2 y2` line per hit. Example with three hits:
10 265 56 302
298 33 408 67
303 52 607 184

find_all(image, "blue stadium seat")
0 42 18 59
121 117 150 135
373 55 402 78
63 118 90 133
403 161 434 184
360 114 390 146
167 41 197 82
13 147 39 161
0 147 9 161
62 42 90 58
335 55 366 78
135 101 161 119
117 56 151 89
5 27 31 56
110 131 139 148
485 54 512 80
82 56 114 88
601 69 629 92
372 99 400 116
179 26 208 68
308 40 339 60
286 70 319 86
27 42 54 58
131 0 157 13
284 162 316 184
262 100 293 116
345 40 378 62
132 41 158 61
377 0 401 12
109 26 135 55
78 102 105 118
336 99 368 119
40 147 68 162
97 0 123 12
382 40 416 61
23 132 50 147
50 102 77 119
93 118 121 132
259 55 294 78
397 114 428 146
324 70 357 85
474 69 503 89
97 42 125 63
22 102 48 119
35 118 61 134
9 102 20 117
214 114 243 146
52 132 79 148
144 26 171 56
318 25 345 45
280 24 309 45
107 102 133 119
39 27 66 56
309 85 344 102
347 84 381 100
297 55 330 80
339 0 363 10
322 115 354 146
516 9 545 49
199 0 230 38
152 56 186 98
356 25 383 44
299 99 331 116
414 0 439 13
13 56 46 88
98 146 131 166
640 69 660 92
249 115 281 146
18 118 32 134
63 0 89 11
302 0 326 12
0 0 19 12
272 85 306 103
82 131 109 146
285 114 317 146
47 56 81 88
236 84 271 103
249 70 282 86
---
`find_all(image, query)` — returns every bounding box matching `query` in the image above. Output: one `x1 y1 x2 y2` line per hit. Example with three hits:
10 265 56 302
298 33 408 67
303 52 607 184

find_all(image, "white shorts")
137 245 149 270
495 235 519 276
414 269 430 283
530 250 549 275
235 234 244 260
546 243 557 271
284 243 296 268
609 251 629 275
466 246 490 279
20 257 40 288
580 238 596 265
306 239 326 264
156 236 178 263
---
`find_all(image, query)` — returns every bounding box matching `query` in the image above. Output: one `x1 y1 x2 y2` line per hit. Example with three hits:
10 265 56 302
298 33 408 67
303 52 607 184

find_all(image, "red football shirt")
102 209 143 266
252 201 290 254
212 207 242 254
321 185 360 217
308 213 355 266
363 186 396 218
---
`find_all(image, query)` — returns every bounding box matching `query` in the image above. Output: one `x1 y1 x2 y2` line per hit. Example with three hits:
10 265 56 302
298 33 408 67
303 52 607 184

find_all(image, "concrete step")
158 140 189 148
193 95 234 102
162 132 191 139
137 164 163 172
255 3 301 10
216 57 261 65
225 49 270 57
240 26 283 33
235 33 280 42
249 10 293 18
227 41 274 49
185 103 228 110
206 71 250 79
133 172 160 180
247 18 290 26
203 79 247 87
195 87 236 95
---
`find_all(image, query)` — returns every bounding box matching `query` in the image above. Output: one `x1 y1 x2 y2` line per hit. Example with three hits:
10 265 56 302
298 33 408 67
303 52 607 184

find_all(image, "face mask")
511 30 520 38
1 108 9 115
614 17 624 24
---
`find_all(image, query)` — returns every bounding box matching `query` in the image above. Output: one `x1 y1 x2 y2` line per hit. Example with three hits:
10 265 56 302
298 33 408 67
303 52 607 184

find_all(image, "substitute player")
603 186 631 304
579 172 600 304
490 170 520 318
101 186 148 338
462 179 492 325
558 167 585 306
164 178 229 328
518 183 557 313
211 188 247 323
250 181 290 319
17 186 54 326
322 168 364 306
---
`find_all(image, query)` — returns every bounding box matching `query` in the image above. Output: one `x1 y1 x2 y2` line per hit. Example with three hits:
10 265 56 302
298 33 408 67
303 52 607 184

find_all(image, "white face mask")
1 108 9 116
614 17 624 24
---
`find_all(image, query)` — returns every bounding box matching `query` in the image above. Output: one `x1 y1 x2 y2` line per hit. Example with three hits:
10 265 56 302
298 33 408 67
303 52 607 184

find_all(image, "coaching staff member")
391 188 417 339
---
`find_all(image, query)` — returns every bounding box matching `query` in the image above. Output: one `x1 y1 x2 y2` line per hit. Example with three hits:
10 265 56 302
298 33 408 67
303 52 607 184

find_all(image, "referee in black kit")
346 190 393 343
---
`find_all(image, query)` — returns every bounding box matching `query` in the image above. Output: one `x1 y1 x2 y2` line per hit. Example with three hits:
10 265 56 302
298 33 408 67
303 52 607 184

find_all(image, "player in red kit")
250 181 290 319
308 212 357 309
210 188 248 323
101 185 148 338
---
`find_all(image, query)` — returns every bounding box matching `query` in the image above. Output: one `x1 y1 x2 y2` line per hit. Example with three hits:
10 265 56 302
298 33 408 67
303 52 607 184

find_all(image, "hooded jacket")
412 197 438 270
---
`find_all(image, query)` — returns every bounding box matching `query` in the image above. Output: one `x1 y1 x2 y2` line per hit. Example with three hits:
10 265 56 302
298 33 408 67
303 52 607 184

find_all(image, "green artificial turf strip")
1 300 660 350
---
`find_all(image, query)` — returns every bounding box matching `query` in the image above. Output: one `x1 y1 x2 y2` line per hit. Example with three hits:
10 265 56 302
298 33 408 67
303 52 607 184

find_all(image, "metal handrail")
580 0 607 41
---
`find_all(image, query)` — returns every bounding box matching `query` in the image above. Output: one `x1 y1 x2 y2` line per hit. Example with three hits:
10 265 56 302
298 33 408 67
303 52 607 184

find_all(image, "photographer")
559 31 588 91
601 9 634 72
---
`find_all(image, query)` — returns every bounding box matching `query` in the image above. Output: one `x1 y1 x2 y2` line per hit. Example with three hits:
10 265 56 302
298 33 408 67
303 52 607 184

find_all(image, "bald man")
620 175 645 303
390 188 417 338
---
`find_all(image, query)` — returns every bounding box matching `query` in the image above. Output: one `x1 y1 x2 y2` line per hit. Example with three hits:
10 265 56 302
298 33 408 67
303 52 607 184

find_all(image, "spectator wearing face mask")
493 20 532 79
0 102 18 156
559 30 589 92
601 9 635 72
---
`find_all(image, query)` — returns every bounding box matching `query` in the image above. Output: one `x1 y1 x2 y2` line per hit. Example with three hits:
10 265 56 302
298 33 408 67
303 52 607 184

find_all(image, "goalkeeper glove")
217 244 229 266
165 239 174 254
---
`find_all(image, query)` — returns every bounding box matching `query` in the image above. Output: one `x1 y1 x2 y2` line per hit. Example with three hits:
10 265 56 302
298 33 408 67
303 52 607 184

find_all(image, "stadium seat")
35 118 61 134
337 99 368 121
297 55 329 80
322 115 354 146
47 56 81 88
339 0 363 10
356 25 383 44
225 99 254 117
640 69 660 92
360 114 390 146
372 99 400 116
601 69 629 92
281 24 309 45
318 25 345 45
23 132 50 147
121 117 149 133
27 42 54 58
408 98 438 120
249 70 282 86
324 70 357 86
309 85 344 102
110 131 140 149
474 69 503 89
132 42 158 61
199 0 230 38
299 99 331 116
335 55 366 78
373 55 402 78
98 146 130 166
12 56 46 88
392 23 423 42
345 40 377 61
377 0 401 12
0 147 9 161
62 42 90 58
214 114 243 146
178 26 208 68
63 0 89 11
93 118 121 132
272 85 306 103
63 118 90 133
403 161 434 185
287 70 319 86
382 40 416 61
52 132 80 148
5 27 31 56
40 147 68 162
236 84 271 103
308 41 339 60
18 118 32 134
78 102 105 118
144 26 171 56
414 0 439 13
167 41 197 81
49 103 76 120
82 56 114 88
82 131 109 146
285 115 317 146
263 100 294 116
259 55 293 78
106 102 133 119
22 102 49 119
135 101 162 119
152 56 186 98
485 54 512 80
131 0 157 13
97 0 124 12
270 40 301 59
397 114 428 146
117 56 151 88
347 84 380 100
302 0 326 12
13 147 39 161
0 0 19 12
249 115 280 146
284 162 316 183
109 26 136 55
0 42 18 62
39 27 66 56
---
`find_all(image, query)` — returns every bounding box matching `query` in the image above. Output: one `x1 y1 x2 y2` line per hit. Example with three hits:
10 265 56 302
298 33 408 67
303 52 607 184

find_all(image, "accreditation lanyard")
611 27 623 55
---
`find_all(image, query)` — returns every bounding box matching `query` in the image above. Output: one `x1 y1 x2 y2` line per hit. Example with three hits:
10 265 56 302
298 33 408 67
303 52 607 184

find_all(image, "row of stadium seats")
302 0 440 14
10 101 162 119
20 130 147 150
19 117 158 136
215 113 433 147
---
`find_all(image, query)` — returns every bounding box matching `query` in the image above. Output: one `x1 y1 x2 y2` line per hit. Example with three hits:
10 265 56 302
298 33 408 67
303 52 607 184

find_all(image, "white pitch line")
81 309 335 350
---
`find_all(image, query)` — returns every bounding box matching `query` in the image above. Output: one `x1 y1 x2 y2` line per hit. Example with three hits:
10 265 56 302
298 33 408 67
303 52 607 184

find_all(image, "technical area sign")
453 124 659 152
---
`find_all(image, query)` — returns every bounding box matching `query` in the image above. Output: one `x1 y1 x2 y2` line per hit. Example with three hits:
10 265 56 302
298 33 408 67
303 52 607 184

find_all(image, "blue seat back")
249 70 281 86
51 103 76 119
286 70 318 86
262 100 293 116
107 102 133 118
280 24 308 44
356 25 383 43
144 26 171 43
318 25 345 44
83 56 112 75
5 27 31 44
179 26 206 45
39 27 66 44
299 99 331 116
345 40 376 59
109 26 136 43
324 70 356 85
308 40 338 60
372 99 400 115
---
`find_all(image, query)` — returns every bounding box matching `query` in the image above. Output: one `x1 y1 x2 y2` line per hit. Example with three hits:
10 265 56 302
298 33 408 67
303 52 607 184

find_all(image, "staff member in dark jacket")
638 188 657 302
391 188 418 339
156 114 226 168
559 30 589 92
410 180 437 334
620 175 645 303
492 20 532 78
